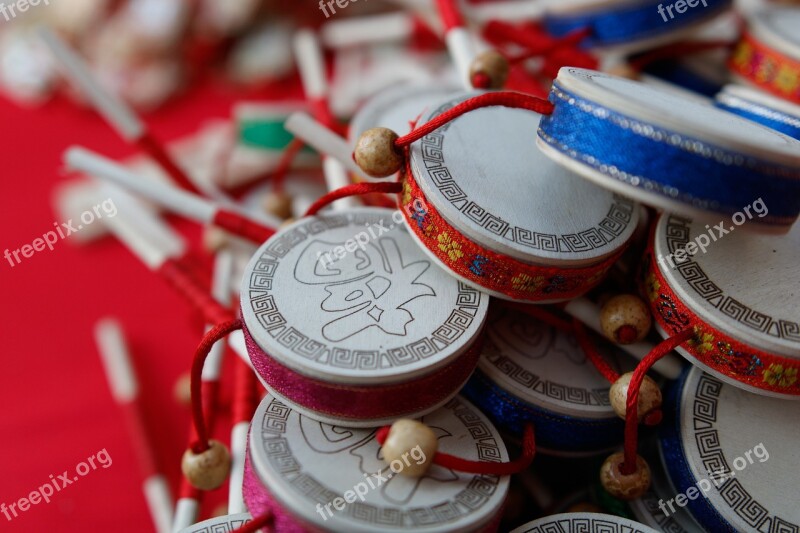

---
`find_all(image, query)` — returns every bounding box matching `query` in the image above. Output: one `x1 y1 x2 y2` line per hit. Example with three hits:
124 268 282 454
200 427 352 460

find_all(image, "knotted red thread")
394 91 554 148
190 319 242 453
620 328 693 475
136 131 203 196
212 209 276 245
376 423 535 476
304 182 403 216
157 259 233 326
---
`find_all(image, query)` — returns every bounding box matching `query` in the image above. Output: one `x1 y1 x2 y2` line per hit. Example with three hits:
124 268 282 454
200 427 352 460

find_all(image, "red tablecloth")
0 77 288 531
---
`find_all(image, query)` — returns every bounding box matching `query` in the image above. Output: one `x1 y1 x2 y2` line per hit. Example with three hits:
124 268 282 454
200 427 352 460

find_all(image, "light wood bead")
354 127 403 178
280 217 296 229
203 225 231 253
469 50 510 89
212 504 228 518
181 440 231 490
600 452 651 500
600 294 652 344
173 372 192 406
263 191 293 220
381 419 438 477
609 372 662 422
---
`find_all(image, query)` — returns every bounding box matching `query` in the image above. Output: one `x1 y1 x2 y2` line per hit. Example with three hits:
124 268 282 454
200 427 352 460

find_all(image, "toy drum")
401 91 639 303
244 394 510 532
543 0 731 51
241 207 489 426
462 305 634 456
643 214 800 399
715 84 800 141
729 6 800 106
510 512 659 533
538 67 800 232
659 366 800 531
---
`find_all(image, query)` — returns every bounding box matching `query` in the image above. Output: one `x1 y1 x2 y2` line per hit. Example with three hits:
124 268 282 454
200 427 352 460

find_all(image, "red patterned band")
398 167 626 302
729 31 800 105
642 244 799 396
243 325 484 422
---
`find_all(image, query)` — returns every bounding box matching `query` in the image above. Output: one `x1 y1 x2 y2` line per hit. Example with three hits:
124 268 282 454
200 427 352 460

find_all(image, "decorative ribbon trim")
538 82 800 225
243 324 484 421
716 94 800 140
730 31 800 105
641 243 799 395
659 370 733 531
543 0 731 47
462 369 623 454
399 168 625 302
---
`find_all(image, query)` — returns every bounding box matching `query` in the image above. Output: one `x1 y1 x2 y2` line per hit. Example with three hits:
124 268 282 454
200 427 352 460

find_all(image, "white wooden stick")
228 421 250 514
284 113 365 178
322 158 358 211
564 298 684 380
202 251 234 381
228 331 255 372
293 29 328 101
39 28 144 140
66 147 217 223
321 12 415 48
172 498 199 533
445 27 476 90
95 319 174 533
466 0 548 22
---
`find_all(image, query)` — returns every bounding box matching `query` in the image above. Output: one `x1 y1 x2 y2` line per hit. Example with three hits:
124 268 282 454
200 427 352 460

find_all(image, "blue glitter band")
462 369 623 454
543 0 731 47
716 98 800 141
659 369 734 531
537 83 800 224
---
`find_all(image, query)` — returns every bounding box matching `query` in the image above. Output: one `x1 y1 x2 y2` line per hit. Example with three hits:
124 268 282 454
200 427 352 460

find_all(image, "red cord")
573 318 621 383
376 423 535 475
212 209 276 245
229 512 274 533
394 92 554 149
621 328 693 474
506 27 592 64
304 182 403 216
190 319 242 453
271 138 306 194
436 0 464 32
157 259 234 325
136 131 203 196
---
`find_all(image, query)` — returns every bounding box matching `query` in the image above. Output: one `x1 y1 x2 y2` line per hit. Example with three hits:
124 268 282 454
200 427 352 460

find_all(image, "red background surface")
0 77 294 530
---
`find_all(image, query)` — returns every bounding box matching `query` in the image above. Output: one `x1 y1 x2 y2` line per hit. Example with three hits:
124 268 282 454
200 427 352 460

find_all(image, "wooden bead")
600 294 652 344
381 419 438 477
609 372 662 422
263 191 293 220
181 440 231 490
469 50 509 89
173 372 192 406
280 217 296 229
354 127 403 178
599 452 651 500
